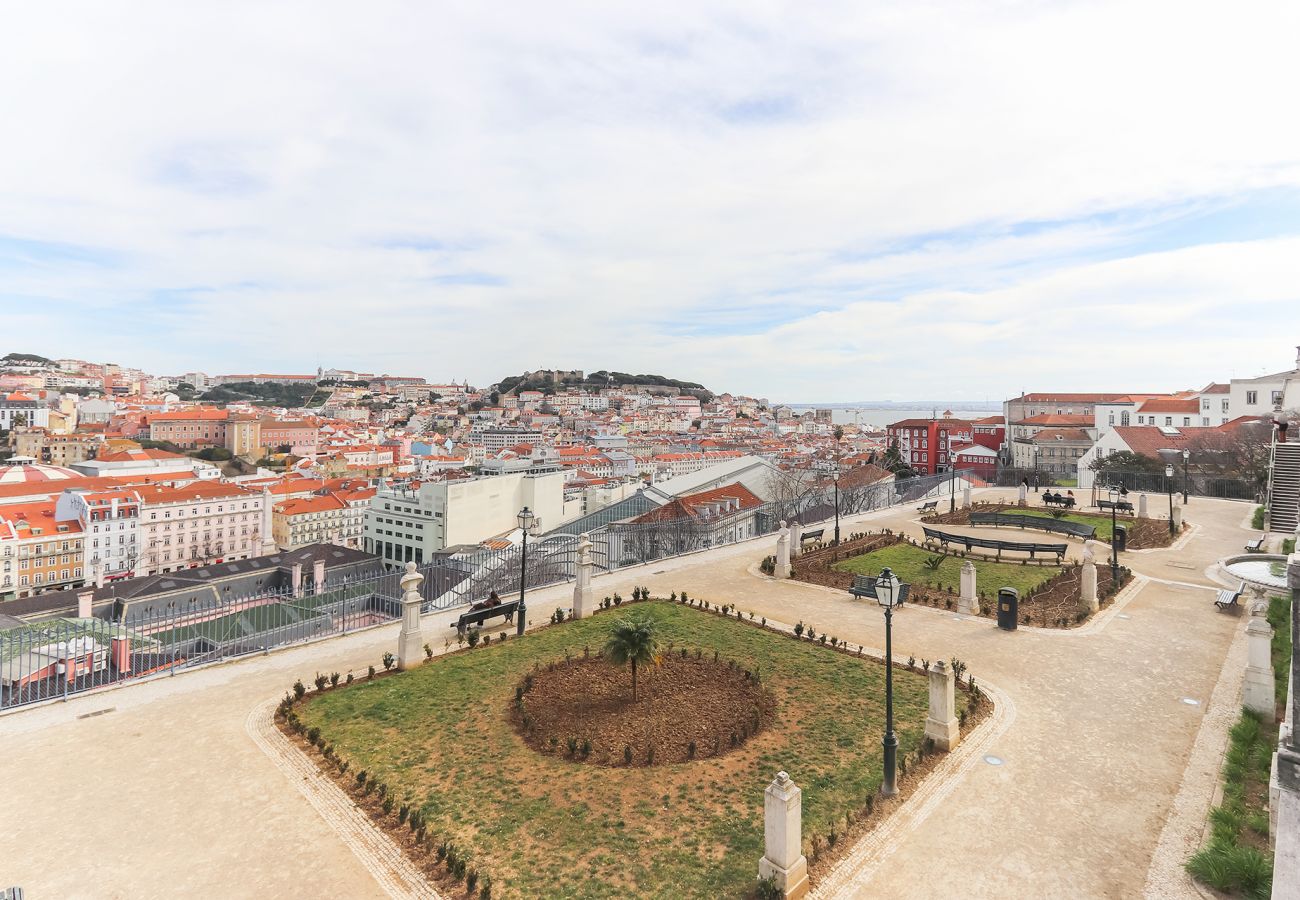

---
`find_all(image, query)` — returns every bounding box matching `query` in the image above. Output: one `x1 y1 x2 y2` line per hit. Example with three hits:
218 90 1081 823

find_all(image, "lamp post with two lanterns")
875 566 906 798
515 506 539 636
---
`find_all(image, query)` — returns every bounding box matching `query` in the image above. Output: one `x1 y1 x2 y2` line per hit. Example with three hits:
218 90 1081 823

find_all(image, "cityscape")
2 3 1299 900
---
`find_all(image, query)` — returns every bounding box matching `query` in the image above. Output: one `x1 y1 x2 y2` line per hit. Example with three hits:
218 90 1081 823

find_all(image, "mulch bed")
922 502 1185 549
783 533 900 590
512 653 774 766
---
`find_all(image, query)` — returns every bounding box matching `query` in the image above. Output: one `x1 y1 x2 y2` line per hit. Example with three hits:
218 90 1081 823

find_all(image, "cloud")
0 1 1297 399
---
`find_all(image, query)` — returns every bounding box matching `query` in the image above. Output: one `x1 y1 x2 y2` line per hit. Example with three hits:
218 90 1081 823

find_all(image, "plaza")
0 488 1274 898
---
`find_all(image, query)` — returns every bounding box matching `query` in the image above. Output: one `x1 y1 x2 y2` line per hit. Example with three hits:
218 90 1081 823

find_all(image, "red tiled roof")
1136 397 1199 414
1018 414 1093 426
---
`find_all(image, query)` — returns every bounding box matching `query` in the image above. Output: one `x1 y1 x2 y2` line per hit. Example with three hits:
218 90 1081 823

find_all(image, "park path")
0 489 1253 898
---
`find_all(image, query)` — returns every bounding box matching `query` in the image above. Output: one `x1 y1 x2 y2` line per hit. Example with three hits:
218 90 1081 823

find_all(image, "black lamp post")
949 464 957 513
1108 486 1121 583
875 566 905 798
1181 449 1190 505
1165 464 1175 536
833 463 841 547
516 506 538 635
1032 446 1040 493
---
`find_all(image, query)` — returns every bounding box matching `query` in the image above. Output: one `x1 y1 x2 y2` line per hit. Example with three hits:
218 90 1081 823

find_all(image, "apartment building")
0 392 50 430
0 502 85 601
12 430 99 466
148 408 229 449
885 418 974 475
133 482 273 575
272 485 375 551
55 487 141 581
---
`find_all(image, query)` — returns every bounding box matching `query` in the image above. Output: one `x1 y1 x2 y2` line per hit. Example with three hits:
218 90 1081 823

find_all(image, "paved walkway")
0 489 1256 898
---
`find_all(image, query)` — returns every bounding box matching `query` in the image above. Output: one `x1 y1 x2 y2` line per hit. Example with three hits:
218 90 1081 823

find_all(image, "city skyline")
3 2 1299 401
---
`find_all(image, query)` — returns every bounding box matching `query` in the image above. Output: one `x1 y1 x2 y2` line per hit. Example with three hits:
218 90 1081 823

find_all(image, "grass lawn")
295 601 957 898
833 542 1060 596
997 507 1119 541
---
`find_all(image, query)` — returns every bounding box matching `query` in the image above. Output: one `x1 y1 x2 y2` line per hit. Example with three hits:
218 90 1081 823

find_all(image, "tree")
603 614 661 702
881 439 913 476
1089 451 1166 475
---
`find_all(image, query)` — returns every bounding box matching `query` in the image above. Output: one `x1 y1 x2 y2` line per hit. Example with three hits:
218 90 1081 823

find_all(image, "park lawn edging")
274 594 992 898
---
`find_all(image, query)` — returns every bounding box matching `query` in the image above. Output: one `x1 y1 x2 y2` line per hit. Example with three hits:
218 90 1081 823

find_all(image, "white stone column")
1138 494 1148 518
1018 483 1027 505
958 561 978 615
397 561 425 671
1242 604 1275 722
572 533 593 619
1080 541 1099 615
962 486 972 508
789 521 801 559
775 521 791 579
925 660 959 751
312 557 326 591
1172 504 1183 532
758 771 809 899
291 562 303 597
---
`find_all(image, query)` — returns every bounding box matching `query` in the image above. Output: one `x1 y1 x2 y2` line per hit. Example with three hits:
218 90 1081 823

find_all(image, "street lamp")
1181 448 1190 505
833 461 841 547
949 463 957 513
516 506 538 635
1108 486 1123 583
1032 446 1040 493
875 566 906 798
1164 464 1175 536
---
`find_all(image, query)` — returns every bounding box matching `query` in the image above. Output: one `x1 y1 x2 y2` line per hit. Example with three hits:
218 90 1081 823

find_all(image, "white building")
1226 347 1300 419
363 470 565 567
55 487 142 582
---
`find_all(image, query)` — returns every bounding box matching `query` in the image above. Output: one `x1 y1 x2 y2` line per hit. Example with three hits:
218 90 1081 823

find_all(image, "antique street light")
1032 445 1040 493
1108 486 1121 583
1165 464 1176 536
833 460 841 546
1181 448 1190 505
875 566 905 798
516 506 538 635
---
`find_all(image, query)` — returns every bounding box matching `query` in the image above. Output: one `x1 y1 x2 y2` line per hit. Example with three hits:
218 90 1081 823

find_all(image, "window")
1246 391 1258 405
1183 417 1190 427
1202 417 1210 426
1273 390 1284 405
1120 412 1129 426
1221 400 1229 413
1202 399 1209 410
1108 414 1115 426
1164 417 1173 426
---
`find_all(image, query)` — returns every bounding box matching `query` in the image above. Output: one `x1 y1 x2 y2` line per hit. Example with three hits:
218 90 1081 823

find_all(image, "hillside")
496 370 712 402
200 380 320 408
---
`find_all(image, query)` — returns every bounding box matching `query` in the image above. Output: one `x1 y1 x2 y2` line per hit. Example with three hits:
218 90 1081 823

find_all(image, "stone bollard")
572 533 594 619
1018 483 1027 506
291 562 303 597
925 660 960 751
1242 603 1275 722
958 561 979 615
789 522 801 559
962 486 972 508
758 772 809 899
1138 494 1148 519
1080 541 1099 615
1172 504 1183 533
775 520 791 579
397 561 425 671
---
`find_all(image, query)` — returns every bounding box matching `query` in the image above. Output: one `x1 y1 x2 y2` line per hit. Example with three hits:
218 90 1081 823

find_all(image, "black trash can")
997 587 1019 631
1114 524 1127 553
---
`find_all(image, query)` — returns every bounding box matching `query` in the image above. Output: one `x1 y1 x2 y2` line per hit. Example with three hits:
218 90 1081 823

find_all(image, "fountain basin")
1221 554 1289 591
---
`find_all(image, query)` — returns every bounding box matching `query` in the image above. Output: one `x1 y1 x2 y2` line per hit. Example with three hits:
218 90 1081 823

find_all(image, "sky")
2 1 1299 403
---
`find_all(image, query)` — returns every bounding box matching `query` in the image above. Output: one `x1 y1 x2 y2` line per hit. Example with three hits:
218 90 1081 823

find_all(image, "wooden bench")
916 500 938 513
800 529 824 544
849 574 912 605
1244 537 1265 553
921 525 1067 563
452 600 520 635
1214 584 1245 611
1097 499 1134 514
970 511 1096 540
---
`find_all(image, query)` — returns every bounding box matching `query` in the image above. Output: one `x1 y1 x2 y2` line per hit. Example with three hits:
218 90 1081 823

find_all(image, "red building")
885 416 974 475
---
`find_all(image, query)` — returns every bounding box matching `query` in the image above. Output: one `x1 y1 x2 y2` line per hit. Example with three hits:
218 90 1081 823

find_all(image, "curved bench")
921 525 1067 563
970 512 1096 540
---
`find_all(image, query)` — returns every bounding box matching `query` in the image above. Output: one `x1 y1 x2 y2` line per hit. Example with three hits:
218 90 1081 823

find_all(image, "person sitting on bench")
471 591 503 612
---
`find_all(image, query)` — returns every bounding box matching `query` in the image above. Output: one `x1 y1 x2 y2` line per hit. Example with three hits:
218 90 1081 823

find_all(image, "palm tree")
603 614 661 702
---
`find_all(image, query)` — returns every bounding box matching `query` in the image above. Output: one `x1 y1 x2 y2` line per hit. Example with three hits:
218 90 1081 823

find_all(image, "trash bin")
997 587 1019 631
1114 524 1127 553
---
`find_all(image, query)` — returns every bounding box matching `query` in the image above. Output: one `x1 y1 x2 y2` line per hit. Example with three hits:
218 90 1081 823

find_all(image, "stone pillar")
1018 483 1027 506
758 772 809 899
77 588 94 619
962 486 972 508
312 557 326 592
291 562 303 597
1080 541 1099 615
789 522 801 559
1138 494 1148 518
1242 604 1275 722
958 561 978 615
397 561 425 671
1172 504 1183 532
925 660 960 751
572 533 593 619
775 521 791 579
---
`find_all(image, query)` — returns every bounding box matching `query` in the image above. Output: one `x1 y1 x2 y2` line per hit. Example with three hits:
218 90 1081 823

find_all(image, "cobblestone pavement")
0 489 1254 898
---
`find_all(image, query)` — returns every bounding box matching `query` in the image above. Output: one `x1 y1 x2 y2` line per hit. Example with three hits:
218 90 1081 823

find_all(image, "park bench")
800 528 825 544
1214 583 1245 611
1097 499 1135 514
452 600 520 635
1042 492 1076 509
970 511 1095 540
1244 537 1265 553
849 574 912 605
917 500 938 513
922 525 1067 563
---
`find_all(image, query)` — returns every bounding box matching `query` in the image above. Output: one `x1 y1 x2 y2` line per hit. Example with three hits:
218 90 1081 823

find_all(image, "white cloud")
0 0 1298 399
